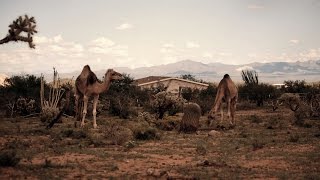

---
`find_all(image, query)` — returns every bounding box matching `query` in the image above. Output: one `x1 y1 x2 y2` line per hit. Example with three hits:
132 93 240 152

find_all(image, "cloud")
88 37 116 54
202 52 213 58
116 23 133 30
160 43 175 54
186 41 200 48
247 4 264 9
0 35 131 74
91 37 115 47
236 66 254 71
299 48 320 60
34 35 63 44
289 39 300 45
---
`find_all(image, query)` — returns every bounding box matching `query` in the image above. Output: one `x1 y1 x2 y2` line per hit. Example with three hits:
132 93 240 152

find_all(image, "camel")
75 65 123 128
208 74 238 126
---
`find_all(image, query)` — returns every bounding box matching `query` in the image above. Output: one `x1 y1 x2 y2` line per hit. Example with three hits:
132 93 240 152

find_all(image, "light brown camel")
75 65 123 128
208 74 238 126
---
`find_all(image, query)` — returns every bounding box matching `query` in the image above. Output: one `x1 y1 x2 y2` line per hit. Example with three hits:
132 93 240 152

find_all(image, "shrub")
179 103 201 133
59 129 88 139
133 125 160 140
101 74 141 119
252 139 265 151
155 119 179 131
289 134 299 143
196 140 207 155
0 150 21 167
104 124 133 145
148 91 185 119
249 114 262 124
194 84 216 115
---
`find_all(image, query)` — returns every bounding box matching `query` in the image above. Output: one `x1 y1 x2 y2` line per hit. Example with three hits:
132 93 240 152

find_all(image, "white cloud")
163 43 174 48
91 37 115 47
289 39 300 44
49 45 65 52
53 35 63 43
116 23 133 30
186 41 200 48
236 66 254 71
0 35 132 74
247 4 264 9
202 52 213 58
299 48 320 60
160 43 175 54
33 35 63 44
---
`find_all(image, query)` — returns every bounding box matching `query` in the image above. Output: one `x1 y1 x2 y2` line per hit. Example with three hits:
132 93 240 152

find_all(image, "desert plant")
179 103 201 133
133 125 160 140
0 74 43 116
196 140 207 155
0 15 37 48
193 84 216 115
249 114 262 124
104 123 133 145
252 139 265 151
240 70 279 107
278 93 301 112
101 74 141 119
0 150 21 167
149 91 185 119
241 70 258 85
289 134 299 143
40 68 65 123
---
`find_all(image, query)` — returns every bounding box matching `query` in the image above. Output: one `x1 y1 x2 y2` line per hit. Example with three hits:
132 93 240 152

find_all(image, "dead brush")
278 93 314 126
40 68 65 123
104 122 133 145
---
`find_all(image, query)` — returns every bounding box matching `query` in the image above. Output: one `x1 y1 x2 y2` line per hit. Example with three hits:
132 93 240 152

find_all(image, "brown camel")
75 65 123 128
208 74 238 126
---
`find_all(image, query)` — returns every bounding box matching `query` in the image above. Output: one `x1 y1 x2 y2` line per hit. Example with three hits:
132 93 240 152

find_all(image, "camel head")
105 69 123 81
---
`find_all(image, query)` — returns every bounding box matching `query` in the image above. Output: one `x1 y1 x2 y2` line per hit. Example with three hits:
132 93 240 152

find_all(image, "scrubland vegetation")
0 71 319 179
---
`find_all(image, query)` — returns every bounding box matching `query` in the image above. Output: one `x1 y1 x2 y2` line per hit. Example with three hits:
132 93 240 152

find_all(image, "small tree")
180 74 197 82
0 15 37 48
0 74 43 116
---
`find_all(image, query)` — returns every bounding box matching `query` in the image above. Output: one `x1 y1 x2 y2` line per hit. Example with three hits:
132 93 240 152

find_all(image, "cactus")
0 15 37 48
179 102 201 133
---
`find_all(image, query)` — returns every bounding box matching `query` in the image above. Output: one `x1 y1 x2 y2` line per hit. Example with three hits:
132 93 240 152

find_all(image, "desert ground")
0 107 319 179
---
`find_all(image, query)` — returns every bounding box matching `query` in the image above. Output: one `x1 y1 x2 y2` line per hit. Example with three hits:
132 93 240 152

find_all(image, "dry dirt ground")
0 107 319 179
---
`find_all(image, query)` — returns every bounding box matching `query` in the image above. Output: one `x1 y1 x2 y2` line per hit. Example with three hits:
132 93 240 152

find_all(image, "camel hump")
223 74 230 78
87 71 98 85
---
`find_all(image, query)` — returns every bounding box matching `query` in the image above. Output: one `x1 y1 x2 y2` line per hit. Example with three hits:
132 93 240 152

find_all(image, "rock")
208 130 220 136
147 168 155 176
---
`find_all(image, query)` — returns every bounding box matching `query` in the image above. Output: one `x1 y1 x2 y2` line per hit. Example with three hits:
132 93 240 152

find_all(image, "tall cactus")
0 15 37 48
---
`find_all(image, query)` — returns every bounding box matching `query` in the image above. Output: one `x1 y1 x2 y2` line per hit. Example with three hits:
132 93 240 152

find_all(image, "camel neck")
96 77 111 94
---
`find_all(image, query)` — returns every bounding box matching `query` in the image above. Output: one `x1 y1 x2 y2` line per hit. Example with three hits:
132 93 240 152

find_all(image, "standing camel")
208 74 238 126
75 65 123 128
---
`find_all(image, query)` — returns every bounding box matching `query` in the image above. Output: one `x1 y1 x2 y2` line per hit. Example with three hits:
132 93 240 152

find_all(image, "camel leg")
75 94 79 118
219 104 224 124
227 98 231 118
92 95 99 129
230 99 237 125
81 95 88 127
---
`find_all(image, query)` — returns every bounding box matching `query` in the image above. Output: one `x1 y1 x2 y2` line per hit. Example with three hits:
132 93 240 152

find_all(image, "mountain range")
89 60 320 83
1 60 320 85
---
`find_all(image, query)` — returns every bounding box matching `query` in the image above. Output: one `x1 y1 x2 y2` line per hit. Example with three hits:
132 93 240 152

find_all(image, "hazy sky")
1 0 320 74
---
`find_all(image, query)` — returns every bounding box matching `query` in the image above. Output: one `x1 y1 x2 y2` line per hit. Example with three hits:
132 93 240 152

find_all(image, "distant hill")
23 59 320 84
